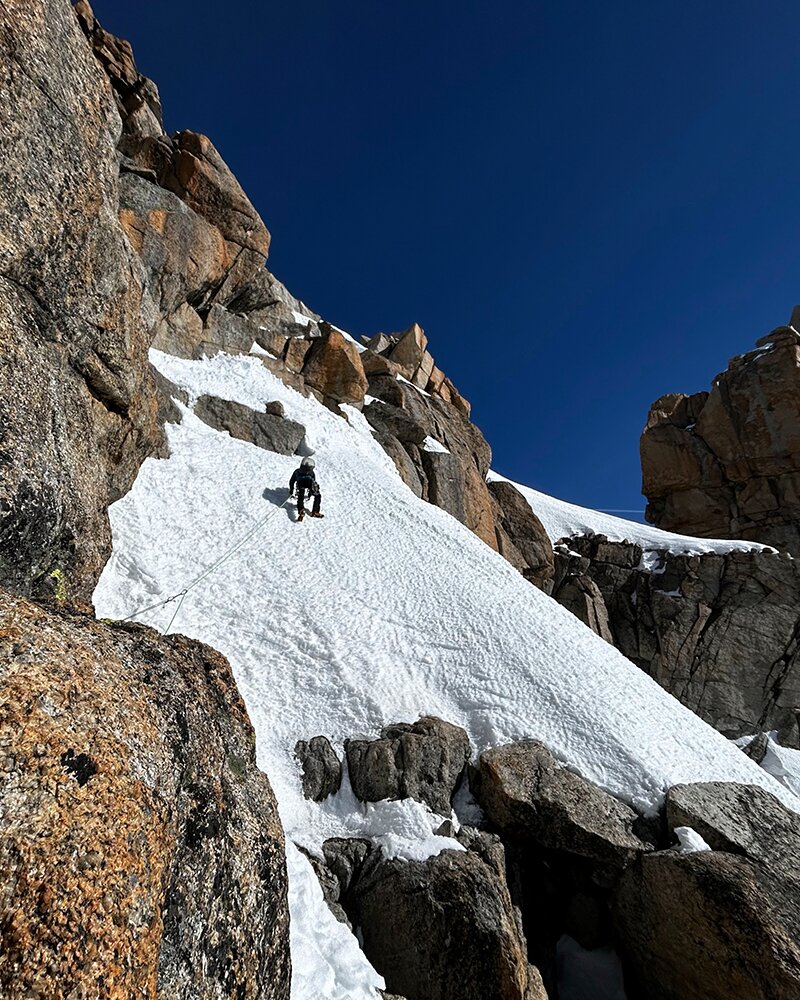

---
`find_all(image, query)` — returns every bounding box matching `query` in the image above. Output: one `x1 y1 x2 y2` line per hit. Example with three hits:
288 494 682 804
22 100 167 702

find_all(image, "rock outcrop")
641 317 800 554
295 736 343 801
551 534 800 746
614 781 800 1000
345 717 470 816
488 481 554 589
0 0 163 604
194 394 306 455
362 323 471 416
301 324 369 406
364 373 499 550
473 741 654 873
0 590 291 999
317 835 546 1000
470 739 658 993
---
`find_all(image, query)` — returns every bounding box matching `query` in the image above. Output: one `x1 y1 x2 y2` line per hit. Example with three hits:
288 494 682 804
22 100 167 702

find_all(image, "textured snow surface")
488 470 775 556
286 843 385 999
738 732 800 799
95 350 798 998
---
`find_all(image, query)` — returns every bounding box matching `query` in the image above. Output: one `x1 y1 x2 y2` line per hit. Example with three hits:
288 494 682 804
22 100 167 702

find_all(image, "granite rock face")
194 393 306 455
641 318 800 554
320 836 546 1000
615 781 800 1000
345 716 470 816
76 0 275 366
552 534 800 746
0 589 291 1000
473 741 654 873
0 0 162 604
363 374 498 550
488 480 554 590
301 324 368 407
74 0 164 138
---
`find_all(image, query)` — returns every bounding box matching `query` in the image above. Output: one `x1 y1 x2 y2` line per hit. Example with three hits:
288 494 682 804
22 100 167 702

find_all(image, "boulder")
614 850 800 1000
388 322 427 374
641 316 800 554
488 481 554 589
0 0 162 604
345 717 470 816
295 736 342 801
351 848 545 1000
194 395 305 455
665 781 800 866
474 741 653 872
301 326 368 406
0 589 290 999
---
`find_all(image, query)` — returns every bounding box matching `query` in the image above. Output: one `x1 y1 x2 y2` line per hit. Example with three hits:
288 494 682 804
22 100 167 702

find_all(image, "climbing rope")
120 495 293 634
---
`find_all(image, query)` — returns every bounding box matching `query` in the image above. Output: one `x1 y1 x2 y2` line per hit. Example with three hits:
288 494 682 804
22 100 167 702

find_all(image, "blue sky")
96 0 800 515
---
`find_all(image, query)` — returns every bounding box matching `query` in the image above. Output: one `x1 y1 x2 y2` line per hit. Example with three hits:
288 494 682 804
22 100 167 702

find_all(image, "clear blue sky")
96 0 800 514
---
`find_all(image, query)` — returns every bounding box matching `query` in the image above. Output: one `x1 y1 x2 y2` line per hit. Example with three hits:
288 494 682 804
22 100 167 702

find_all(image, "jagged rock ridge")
641 315 800 554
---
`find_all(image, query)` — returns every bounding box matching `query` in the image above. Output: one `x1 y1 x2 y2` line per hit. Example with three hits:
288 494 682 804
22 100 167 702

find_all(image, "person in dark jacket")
289 457 324 521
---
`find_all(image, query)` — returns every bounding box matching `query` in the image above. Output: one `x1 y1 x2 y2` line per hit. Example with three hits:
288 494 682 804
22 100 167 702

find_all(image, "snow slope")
95 349 798 997
488 471 775 556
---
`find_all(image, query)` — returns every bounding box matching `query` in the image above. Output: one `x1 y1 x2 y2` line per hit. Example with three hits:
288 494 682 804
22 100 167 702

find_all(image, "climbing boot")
297 509 305 522
309 511 325 518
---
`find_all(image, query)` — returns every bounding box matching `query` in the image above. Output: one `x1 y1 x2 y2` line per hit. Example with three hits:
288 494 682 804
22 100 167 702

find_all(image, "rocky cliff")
0 590 290 999
0 3 292 996
0 0 163 604
641 316 800 554
299 720 800 1000
2 2 800 998
552 536 800 747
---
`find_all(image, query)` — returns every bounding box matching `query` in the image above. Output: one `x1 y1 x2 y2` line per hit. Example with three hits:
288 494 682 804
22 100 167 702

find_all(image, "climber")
289 457 324 522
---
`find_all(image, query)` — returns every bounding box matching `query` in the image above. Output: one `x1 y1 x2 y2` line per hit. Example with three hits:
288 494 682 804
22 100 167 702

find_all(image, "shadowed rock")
0 0 163 603
194 395 305 455
473 741 654 872
345 717 470 816
488 481 554 589
350 847 546 1000
295 736 342 801
551 535 800 746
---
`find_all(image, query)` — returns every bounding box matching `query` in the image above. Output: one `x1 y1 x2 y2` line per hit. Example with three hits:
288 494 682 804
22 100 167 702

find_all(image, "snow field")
94 349 799 998
487 470 777 556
